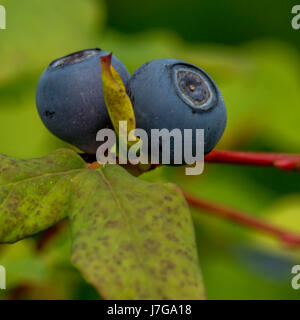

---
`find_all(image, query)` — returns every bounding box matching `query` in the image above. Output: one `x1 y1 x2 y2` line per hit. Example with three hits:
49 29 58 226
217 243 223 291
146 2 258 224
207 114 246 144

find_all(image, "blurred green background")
0 0 300 299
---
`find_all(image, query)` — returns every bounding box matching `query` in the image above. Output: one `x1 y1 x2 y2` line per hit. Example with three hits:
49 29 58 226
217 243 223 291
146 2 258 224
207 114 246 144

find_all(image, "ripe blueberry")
127 59 227 164
36 48 130 154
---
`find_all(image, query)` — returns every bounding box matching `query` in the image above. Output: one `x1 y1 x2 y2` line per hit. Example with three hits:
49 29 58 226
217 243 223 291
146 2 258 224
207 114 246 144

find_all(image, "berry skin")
127 59 227 164
36 48 130 154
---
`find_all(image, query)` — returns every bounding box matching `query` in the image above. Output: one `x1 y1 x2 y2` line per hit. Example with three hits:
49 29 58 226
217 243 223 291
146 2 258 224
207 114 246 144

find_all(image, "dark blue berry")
127 59 227 164
36 48 130 153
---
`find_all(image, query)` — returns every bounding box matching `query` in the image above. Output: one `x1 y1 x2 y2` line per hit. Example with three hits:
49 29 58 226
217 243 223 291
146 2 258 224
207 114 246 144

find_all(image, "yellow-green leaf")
0 147 205 300
69 164 205 300
0 149 87 243
100 53 137 143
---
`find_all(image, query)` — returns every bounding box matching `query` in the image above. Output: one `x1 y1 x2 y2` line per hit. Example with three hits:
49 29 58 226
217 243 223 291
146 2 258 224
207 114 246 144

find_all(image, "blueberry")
127 59 227 164
36 48 130 154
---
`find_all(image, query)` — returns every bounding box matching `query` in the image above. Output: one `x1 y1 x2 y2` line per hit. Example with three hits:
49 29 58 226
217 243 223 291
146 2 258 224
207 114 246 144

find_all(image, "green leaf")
0 148 204 299
69 164 205 300
0 149 87 243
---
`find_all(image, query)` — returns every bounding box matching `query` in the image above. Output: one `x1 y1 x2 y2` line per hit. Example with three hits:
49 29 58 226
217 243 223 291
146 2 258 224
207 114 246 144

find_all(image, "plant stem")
80 150 300 171
204 150 300 171
184 192 300 247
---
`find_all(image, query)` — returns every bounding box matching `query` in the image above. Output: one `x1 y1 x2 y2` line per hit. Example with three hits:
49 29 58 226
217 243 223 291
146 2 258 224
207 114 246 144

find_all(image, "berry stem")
205 150 300 171
184 192 300 247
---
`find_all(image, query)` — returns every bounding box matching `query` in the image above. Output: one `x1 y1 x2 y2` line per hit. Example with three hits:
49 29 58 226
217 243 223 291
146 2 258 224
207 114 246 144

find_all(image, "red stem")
80 150 300 171
184 192 300 247
205 150 300 171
